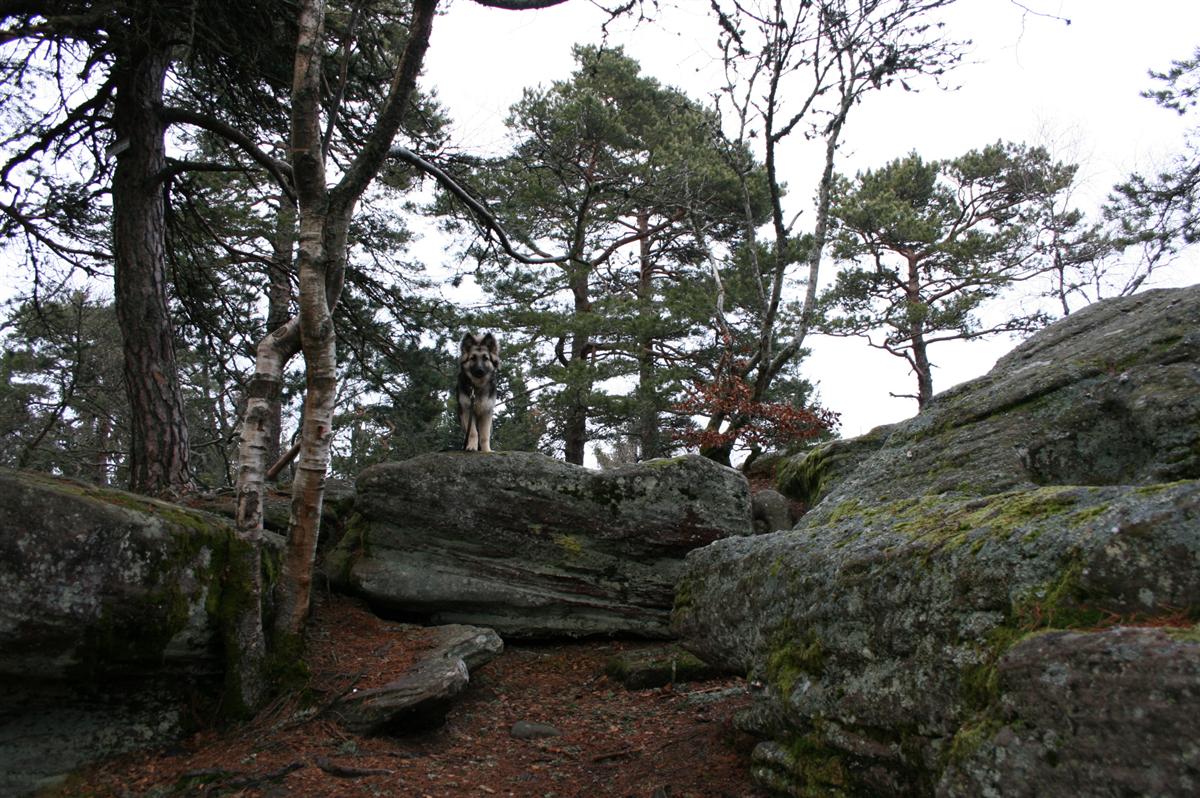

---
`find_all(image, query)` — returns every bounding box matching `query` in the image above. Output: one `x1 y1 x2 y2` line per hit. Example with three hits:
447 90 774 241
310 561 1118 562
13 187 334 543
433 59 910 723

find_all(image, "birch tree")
230 0 570 708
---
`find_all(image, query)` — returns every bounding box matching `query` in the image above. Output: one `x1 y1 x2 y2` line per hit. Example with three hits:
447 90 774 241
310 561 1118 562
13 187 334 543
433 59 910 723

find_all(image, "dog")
457 332 499 452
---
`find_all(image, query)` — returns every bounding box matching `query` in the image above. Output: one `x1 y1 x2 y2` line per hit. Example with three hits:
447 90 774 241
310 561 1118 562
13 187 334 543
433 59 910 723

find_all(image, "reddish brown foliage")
674 366 838 452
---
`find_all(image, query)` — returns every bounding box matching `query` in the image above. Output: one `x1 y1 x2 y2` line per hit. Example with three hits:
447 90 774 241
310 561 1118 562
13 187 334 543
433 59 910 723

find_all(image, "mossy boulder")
604 646 725 689
674 286 1200 796
0 469 251 678
775 423 895 507
0 469 272 796
328 450 752 638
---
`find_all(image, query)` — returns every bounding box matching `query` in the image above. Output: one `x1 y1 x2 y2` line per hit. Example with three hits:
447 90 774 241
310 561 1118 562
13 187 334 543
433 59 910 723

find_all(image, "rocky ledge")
328 451 753 638
674 285 1200 796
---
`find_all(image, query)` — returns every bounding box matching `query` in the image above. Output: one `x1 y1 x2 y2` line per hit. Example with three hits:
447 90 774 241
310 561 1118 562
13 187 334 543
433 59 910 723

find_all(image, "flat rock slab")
332 624 502 735
510 720 561 739
604 647 725 690
329 451 752 638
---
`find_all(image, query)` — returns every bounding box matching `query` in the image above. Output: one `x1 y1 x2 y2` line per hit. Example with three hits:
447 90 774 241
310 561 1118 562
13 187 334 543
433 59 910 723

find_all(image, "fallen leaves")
55 594 768 797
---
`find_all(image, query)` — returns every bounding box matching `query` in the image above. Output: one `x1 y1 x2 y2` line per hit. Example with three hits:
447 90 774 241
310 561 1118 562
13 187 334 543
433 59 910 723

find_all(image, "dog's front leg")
474 396 495 453
459 391 478 451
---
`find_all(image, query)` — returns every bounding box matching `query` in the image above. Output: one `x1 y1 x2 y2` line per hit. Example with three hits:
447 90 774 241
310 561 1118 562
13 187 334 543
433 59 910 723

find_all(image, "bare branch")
158 106 295 202
388 144 569 264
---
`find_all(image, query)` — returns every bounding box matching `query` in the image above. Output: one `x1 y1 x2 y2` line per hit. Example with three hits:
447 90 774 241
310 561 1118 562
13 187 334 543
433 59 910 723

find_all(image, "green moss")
766 626 826 697
784 733 849 796
672 576 694 616
264 630 310 700
641 456 688 469
1165 624 1200 644
878 487 1088 553
826 499 863 524
777 444 833 506
945 713 1004 765
555 534 583 557
604 648 718 689
1067 504 1110 526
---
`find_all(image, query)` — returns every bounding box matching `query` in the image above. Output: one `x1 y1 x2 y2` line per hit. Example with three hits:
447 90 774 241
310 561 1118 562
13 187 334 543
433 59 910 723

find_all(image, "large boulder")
0 469 260 796
329 450 752 638
0 469 252 679
674 285 1200 796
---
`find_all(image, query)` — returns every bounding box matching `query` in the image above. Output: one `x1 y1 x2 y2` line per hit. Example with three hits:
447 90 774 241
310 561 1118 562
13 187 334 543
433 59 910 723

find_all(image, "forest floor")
55 594 768 798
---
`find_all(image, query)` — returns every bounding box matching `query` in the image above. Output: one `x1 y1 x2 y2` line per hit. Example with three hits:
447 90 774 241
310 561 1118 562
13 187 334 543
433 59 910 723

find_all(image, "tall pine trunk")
907 256 933 408
563 262 591 465
634 210 661 460
111 43 194 495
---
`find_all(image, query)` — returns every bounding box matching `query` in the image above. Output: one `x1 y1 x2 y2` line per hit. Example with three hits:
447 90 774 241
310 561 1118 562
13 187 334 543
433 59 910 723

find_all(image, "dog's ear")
481 333 499 357
460 332 478 354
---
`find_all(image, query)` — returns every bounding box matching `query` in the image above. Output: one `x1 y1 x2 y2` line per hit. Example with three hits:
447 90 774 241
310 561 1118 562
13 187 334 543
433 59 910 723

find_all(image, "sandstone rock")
334 657 470 735
674 286 1200 796
775 423 894 506
751 489 794 534
0 680 202 798
939 627 1200 797
801 287 1200 509
0 469 266 796
510 720 561 739
604 646 725 689
332 623 502 735
329 451 752 638
0 469 253 679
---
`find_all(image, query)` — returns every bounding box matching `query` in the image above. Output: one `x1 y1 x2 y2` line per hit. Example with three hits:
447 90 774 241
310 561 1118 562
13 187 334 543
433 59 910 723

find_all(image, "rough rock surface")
331 623 503 735
604 646 725 689
0 469 251 678
674 286 1200 796
0 680 206 798
0 469 256 796
329 451 752 638
939 627 1200 797
751 489 794 534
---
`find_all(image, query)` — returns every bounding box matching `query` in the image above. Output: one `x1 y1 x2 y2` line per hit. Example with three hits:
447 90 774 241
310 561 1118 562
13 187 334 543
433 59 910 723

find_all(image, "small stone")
510 720 560 740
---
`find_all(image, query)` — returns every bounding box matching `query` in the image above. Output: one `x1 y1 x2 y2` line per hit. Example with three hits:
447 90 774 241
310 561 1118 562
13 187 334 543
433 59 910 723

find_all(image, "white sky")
421 0 1199 438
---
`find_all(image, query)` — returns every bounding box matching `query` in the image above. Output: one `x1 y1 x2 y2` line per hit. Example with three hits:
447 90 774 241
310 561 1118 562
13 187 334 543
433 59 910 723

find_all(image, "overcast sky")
420 0 1199 438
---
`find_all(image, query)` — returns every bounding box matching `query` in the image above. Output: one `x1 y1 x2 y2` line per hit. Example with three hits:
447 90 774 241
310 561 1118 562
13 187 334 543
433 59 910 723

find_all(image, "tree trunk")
907 256 933 408
265 192 297 466
274 213 342 638
92 414 111 485
634 210 661 460
230 316 301 709
699 438 734 467
563 262 591 465
111 44 193 496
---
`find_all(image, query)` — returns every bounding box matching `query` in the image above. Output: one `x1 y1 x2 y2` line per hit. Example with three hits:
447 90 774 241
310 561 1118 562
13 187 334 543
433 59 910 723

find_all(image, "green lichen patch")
766 625 826 698
603 647 721 689
555 534 583 557
752 733 850 797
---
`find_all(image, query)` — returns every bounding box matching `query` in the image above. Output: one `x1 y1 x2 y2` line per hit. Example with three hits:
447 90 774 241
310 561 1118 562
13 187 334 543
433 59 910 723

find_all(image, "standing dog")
457 332 499 452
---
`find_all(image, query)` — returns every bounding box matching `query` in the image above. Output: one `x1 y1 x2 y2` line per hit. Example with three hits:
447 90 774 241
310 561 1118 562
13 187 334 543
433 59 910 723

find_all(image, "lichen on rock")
674 285 1200 796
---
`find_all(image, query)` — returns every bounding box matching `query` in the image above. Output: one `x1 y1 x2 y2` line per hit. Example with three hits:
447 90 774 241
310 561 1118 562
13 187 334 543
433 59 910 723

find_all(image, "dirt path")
56 596 767 797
